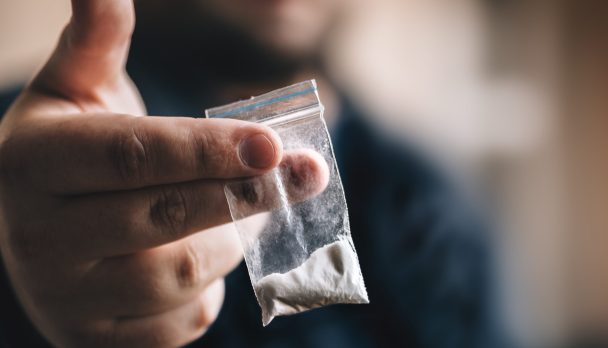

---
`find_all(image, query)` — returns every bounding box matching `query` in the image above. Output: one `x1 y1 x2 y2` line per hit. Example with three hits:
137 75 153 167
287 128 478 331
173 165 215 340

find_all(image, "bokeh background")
1 1 607 347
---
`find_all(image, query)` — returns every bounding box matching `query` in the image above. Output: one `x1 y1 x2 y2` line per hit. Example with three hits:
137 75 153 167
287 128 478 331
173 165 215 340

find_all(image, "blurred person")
0 1 504 347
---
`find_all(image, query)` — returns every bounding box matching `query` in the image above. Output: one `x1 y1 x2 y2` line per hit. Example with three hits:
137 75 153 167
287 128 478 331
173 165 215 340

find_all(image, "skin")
0 1 329 347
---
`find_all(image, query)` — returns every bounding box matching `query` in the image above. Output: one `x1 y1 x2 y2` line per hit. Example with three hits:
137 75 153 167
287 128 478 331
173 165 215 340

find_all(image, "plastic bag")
205 80 368 326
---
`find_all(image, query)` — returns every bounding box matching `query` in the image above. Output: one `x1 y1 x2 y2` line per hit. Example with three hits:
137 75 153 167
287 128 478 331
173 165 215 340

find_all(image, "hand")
0 1 327 347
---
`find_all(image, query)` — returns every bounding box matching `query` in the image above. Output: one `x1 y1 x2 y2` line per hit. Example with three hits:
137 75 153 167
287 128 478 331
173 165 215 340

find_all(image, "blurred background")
1 1 606 347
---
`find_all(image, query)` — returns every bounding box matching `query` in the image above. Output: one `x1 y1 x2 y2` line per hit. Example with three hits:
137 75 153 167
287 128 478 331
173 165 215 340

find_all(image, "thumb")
32 0 135 99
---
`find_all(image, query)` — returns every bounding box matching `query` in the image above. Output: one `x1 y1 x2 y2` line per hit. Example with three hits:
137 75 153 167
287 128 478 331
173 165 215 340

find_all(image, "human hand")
0 1 327 347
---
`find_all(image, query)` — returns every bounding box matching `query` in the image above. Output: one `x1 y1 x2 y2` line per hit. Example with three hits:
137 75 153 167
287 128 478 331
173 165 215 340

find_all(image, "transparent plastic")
206 80 368 326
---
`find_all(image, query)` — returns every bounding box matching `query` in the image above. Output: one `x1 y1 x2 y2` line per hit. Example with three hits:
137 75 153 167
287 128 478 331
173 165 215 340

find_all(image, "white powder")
253 239 369 326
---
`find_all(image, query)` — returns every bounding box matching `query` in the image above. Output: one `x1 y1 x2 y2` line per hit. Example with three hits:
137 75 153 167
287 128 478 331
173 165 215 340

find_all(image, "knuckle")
190 129 210 174
234 181 260 205
150 187 188 235
196 282 224 330
110 126 149 184
191 128 223 176
175 243 202 289
197 302 219 332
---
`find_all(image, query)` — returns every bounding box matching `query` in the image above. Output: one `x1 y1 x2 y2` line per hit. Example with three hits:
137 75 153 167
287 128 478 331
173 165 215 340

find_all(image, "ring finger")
78 223 242 318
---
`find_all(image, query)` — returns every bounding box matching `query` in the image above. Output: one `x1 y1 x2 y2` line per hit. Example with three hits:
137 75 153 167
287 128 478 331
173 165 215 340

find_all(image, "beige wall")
332 3 566 345
0 1 69 89
561 0 608 338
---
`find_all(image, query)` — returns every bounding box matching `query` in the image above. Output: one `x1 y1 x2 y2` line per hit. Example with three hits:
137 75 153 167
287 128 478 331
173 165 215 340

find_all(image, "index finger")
9 114 283 194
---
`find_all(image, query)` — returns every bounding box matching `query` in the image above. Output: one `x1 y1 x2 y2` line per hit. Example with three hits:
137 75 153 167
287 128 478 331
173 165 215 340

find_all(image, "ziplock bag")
205 80 368 326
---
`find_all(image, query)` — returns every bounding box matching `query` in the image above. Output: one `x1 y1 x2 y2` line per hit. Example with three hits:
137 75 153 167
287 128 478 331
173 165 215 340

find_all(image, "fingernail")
239 134 276 169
